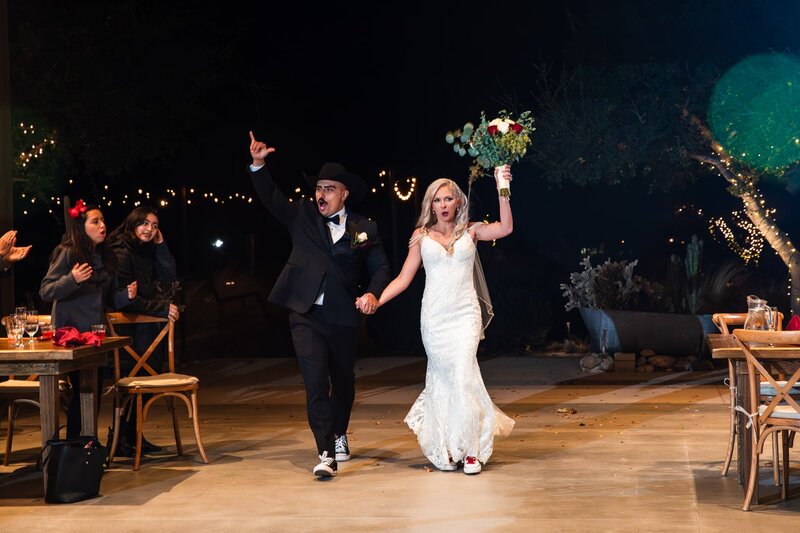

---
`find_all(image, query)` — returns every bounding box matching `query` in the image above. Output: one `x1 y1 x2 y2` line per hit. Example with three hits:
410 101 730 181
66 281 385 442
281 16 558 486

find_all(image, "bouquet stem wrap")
496 167 511 198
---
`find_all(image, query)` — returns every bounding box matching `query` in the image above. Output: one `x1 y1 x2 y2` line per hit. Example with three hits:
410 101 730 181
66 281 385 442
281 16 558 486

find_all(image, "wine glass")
24 310 39 344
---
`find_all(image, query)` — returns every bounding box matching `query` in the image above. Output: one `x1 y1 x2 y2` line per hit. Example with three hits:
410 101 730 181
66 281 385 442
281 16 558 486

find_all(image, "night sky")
8 1 800 341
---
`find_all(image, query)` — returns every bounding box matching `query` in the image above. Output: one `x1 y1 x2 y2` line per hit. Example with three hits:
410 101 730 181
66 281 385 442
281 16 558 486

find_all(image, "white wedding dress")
404 229 515 470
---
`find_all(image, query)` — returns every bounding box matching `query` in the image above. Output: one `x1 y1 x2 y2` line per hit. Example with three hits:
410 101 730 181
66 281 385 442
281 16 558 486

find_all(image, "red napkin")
53 327 102 347
786 315 800 331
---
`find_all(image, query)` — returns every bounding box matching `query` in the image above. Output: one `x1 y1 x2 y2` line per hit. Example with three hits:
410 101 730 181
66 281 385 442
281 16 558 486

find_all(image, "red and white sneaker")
463 456 481 475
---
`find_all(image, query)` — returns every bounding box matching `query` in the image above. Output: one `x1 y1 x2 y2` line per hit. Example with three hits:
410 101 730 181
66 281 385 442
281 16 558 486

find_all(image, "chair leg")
108 395 125 464
782 431 791 501
743 431 761 511
773 433 781 486
723 395 737 476
168 396 183 455
3 402 15 467
134 395 143 471
190 391 209 464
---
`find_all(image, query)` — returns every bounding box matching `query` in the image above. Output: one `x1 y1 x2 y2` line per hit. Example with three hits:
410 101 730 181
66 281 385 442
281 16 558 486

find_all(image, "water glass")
40 323 55 341
10 325 24 348
24 310 39 344
91 324 106 340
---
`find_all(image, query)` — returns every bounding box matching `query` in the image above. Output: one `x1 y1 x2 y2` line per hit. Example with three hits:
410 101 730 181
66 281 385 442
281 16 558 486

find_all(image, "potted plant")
561 252 718 357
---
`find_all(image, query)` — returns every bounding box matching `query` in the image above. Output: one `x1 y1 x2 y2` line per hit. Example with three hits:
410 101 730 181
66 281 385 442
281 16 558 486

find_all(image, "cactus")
667 235 703 313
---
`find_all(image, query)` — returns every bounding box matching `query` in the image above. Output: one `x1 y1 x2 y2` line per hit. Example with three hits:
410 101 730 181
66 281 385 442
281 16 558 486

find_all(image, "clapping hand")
0 230 16 256
249 131 276 166
5 245 31 263
355 293 379 315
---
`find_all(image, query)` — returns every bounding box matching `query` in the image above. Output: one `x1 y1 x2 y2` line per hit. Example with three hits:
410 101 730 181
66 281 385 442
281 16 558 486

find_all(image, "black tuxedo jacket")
250 166 391 327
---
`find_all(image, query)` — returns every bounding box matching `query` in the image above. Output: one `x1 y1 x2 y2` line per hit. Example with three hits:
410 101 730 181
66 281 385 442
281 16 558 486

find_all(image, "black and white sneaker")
313 451 337 477
335 434 351 462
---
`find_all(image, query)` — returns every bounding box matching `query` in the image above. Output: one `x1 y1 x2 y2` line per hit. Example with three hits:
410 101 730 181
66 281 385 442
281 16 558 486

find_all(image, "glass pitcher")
744 295 774 330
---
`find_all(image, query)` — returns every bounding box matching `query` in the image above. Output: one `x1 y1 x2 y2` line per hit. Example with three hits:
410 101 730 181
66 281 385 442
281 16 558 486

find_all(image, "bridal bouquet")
445 110 534 197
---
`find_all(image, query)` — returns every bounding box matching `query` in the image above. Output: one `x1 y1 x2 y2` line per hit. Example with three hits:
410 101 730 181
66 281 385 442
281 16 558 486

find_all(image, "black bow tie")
324 214 340 225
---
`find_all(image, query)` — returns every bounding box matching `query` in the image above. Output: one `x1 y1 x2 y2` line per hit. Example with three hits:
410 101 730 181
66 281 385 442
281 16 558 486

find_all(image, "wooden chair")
0 314 70 465
712 312 787 479
733 328 800 510
105 312 209 470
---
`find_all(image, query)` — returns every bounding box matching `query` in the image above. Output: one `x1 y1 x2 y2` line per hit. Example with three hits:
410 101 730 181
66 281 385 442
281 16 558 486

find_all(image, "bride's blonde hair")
414 178 470 252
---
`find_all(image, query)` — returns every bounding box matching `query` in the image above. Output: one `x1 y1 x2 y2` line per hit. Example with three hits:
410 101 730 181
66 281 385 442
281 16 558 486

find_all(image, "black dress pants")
290 306 357 457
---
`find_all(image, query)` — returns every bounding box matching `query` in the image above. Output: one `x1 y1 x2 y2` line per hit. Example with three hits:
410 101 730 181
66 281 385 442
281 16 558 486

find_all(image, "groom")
248 132 390 477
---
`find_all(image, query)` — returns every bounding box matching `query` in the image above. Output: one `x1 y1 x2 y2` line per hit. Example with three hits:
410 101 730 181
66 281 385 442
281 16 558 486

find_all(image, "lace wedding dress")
404 230 515 470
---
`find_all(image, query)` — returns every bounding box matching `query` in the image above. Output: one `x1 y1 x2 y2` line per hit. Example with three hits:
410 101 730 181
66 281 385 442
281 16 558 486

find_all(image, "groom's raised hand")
249 131 276 166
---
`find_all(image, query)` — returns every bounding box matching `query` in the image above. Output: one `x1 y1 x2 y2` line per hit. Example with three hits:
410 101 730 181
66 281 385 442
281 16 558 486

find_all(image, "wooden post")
0 0 15 313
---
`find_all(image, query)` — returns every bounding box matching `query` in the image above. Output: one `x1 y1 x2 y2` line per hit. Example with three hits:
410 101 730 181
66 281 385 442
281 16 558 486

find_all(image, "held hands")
71 263 93 284
168 303 180 321
355 293 379 315
127 281 138 300
249 131 276 166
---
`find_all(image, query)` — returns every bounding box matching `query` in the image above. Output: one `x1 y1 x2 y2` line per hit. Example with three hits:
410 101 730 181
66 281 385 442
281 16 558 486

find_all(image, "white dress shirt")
315 207 347 305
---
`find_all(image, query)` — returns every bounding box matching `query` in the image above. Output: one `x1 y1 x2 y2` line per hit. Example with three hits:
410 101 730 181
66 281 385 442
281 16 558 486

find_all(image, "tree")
520 60 800 314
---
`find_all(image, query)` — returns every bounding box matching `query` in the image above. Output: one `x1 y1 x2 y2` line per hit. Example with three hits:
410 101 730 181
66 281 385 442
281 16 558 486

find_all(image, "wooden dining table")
0 335 129 492
707 332 800 501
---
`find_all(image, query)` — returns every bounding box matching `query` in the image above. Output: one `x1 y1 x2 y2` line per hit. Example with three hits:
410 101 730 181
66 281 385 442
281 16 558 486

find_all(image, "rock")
672 359 692 371
599 356 614 372
637 364 655 372
636 357 649 367
649 355 676 369
640 349 656 358
580 354 601 371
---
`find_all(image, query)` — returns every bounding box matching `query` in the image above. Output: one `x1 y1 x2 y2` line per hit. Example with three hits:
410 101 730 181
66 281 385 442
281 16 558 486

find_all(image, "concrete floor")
2 355 800 532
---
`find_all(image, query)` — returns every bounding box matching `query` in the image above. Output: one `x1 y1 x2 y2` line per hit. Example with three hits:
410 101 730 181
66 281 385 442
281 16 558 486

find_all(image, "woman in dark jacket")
107 206 180 455
40 201 137 438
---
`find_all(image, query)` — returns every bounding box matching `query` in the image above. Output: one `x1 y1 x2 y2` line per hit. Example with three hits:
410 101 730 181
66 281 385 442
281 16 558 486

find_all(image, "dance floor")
2 355 800 531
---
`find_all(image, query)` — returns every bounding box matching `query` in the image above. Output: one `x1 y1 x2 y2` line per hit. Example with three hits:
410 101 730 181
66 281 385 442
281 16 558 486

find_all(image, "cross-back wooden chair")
0 314 69 465
733 328 800 510
105 312 209 470
712 312 787 479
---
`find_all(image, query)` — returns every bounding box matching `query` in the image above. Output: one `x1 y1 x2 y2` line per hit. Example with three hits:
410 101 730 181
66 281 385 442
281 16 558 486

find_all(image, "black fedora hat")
305 162 367 203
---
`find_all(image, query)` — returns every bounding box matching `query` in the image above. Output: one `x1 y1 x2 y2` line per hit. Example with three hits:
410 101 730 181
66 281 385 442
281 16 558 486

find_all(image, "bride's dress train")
404 230 514 470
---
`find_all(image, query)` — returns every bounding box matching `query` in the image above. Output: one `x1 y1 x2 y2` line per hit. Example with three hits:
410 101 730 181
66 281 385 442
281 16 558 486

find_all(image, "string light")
708 207 772 265
393 176 417 201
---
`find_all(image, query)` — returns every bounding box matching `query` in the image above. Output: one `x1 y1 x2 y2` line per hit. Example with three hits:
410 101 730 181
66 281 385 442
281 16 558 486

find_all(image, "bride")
373 166 515 474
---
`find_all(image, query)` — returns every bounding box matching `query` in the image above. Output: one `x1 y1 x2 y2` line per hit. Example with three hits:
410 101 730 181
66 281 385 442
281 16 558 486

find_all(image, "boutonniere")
351 231 369 249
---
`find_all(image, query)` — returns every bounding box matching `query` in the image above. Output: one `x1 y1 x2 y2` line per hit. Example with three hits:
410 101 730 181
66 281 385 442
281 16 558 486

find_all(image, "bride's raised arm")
474 165 513 242
375 228 424 308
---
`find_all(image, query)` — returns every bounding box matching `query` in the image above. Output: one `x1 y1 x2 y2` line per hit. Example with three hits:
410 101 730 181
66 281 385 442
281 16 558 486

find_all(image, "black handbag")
41 435 107 504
